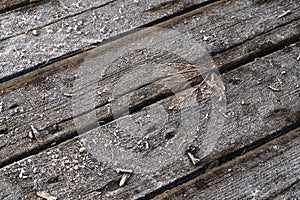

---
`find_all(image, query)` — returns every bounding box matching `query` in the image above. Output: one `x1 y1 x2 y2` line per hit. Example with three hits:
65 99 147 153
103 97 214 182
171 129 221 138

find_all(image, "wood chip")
277 10 292 19
36 191 57 200
119 173 131 187
30 125 43 142
63 93 75 97
268 85 280 92
79 147 86 153
116 168 133 174
187 152 200 166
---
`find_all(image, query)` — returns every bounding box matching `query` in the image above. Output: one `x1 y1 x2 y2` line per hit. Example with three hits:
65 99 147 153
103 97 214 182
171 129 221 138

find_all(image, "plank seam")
137 121 300 200
0 0 223 83
0 39 298 170
270 179 300 199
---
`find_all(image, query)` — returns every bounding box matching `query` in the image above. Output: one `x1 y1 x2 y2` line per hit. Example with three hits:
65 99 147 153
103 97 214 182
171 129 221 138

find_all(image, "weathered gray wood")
0 0 112 39
0 0 40 14
1 0 300 168
153 127 300 200
273 181 300 200
0 42 299 199
0 0 202 41
0 0 299 81
0 0 206 81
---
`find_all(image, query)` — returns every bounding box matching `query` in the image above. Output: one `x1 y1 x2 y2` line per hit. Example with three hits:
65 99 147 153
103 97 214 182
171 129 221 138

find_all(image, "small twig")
116 168 133 174
119 173 131 187
63 93 75 97
187 152 200 166
30 125 43 142
268 85 280 92
116 168 133 187
277 10 292 19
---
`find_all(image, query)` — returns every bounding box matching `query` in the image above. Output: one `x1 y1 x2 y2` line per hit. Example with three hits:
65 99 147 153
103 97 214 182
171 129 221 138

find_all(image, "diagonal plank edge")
0 0 299 82
0 7 299 170
152 127 300 200
0 0 208 41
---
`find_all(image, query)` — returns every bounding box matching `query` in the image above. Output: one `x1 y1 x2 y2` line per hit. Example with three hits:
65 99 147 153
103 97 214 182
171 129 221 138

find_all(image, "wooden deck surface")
0 0 299 199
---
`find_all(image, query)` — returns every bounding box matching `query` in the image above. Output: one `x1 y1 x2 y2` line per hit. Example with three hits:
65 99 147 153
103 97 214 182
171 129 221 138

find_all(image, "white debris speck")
63 93 75 97
79 147 86 153
30 125 42 142
277 10 292 19
28 131 34 139
119 173 131 187
32 30 39 36
19 169 27 179
203 36 209 41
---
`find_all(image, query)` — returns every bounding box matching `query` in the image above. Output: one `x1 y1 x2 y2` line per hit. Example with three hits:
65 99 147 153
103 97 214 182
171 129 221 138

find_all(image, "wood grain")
0 0 299 82
0 0 299 169
0 42 299 199
0 0 41 14
153 127 300 200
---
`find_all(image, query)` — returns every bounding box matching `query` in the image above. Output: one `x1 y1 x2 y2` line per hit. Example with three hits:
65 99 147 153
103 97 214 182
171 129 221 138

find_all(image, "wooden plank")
0 0 40 14
153 127 300 200
0 42 299 199
0 0 299 82
0 0 206 82
273 181 300 200
0 0 201 41
1 0 300 167
0 0 112 40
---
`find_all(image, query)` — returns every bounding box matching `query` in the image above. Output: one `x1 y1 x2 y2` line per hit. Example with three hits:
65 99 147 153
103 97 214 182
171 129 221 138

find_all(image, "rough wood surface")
274 181 300 200
0 0 41 14
0 0 299 169
0 0 299 82
0 0 202 41
153 127 300 200
0 42 299 199
0 0 206 82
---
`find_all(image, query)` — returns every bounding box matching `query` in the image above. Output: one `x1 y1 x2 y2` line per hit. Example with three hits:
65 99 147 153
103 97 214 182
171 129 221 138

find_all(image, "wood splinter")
277 10 292 19
30 125 43 142
116 168 133 187
187 152 200 166
268 85 280 92
63 93 75 97
119 173 131 187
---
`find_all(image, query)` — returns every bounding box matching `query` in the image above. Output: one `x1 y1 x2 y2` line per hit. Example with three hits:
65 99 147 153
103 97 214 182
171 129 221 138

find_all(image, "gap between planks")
152 126 300 200
0 1 299 169
0 42 299 199
0 0 222 82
